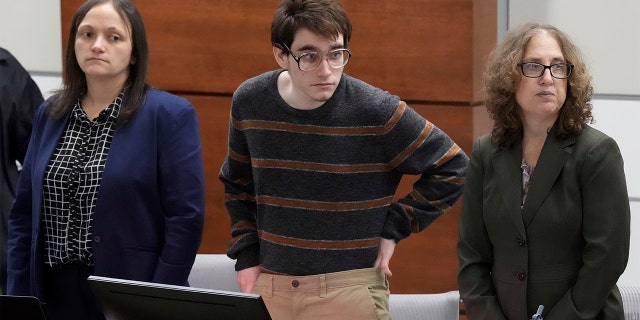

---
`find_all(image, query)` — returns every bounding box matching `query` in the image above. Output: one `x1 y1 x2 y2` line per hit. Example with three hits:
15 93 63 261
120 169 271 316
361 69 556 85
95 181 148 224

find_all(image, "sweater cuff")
381 204 412 242
233 245 260 271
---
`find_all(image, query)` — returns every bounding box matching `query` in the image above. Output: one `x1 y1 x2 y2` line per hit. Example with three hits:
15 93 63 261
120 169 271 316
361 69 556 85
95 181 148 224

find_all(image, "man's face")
275 28 346 110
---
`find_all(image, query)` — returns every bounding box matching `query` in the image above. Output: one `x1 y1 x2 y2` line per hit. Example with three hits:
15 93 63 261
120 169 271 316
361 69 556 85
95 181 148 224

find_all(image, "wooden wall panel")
60 0 277 94
60 0 496 294
182 95 232 254
343 0 476 103
61 0 494 103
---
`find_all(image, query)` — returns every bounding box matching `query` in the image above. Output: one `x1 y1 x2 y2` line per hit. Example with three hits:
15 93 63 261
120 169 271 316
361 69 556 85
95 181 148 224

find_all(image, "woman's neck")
521 124 550 168
82 78 125 120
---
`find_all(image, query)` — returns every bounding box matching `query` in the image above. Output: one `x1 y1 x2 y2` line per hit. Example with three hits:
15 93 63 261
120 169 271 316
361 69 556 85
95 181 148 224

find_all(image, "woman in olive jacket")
457 23 630 320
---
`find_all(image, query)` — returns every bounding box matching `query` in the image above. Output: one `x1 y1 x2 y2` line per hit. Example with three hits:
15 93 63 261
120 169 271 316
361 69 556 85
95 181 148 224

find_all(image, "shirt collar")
72 91 123 122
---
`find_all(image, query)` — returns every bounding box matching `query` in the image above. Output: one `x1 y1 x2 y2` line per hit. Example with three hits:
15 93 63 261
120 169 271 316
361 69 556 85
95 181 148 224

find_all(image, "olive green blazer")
458 125 630 320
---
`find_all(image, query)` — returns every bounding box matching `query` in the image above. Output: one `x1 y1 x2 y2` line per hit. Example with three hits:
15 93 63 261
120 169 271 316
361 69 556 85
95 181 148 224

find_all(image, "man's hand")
237 265 262 293
374 238 396 277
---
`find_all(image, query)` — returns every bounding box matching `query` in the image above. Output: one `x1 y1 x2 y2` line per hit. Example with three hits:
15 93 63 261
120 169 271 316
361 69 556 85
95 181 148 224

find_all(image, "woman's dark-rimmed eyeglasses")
518 61 573 79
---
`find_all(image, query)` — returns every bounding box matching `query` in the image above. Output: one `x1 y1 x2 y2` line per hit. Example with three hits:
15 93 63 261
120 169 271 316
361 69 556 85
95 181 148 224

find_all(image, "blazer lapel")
492 141 526 236
521 129 575 227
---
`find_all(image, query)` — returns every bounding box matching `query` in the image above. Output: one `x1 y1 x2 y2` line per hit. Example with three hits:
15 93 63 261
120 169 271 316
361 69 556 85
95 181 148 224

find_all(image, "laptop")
88 275 272 320
0 295 47 320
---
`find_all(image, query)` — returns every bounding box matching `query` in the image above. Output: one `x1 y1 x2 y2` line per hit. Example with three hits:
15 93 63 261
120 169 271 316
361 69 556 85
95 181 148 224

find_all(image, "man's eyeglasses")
282 44 351 71
518 62 573 79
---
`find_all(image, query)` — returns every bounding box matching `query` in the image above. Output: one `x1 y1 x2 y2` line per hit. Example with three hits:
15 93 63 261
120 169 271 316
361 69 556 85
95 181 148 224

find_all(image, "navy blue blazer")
458 125 630 320
7 88 205 298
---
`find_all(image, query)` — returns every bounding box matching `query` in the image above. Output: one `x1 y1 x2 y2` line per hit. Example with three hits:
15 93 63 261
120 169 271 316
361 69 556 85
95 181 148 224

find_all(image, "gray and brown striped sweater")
220 70 469 275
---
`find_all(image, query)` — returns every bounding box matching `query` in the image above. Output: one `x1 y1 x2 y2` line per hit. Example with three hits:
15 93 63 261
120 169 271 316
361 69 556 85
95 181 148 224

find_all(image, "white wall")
1 0 63 98
32 74 62 99
591 99 640 198
0 0 62 73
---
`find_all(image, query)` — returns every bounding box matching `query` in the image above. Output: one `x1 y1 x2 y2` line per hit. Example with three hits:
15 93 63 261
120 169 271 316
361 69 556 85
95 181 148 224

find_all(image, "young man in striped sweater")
219 0 469 318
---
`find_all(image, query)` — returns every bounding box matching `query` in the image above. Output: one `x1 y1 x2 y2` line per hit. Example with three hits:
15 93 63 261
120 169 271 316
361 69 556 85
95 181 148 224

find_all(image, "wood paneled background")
61 0 495 296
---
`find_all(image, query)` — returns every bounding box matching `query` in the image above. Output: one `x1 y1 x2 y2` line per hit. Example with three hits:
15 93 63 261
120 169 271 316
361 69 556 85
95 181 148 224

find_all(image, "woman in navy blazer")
457 23 630 319
7 1 205 319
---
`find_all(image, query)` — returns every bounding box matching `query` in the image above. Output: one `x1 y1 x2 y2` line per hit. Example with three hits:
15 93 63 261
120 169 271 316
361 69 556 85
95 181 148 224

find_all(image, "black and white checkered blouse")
41 93 122 267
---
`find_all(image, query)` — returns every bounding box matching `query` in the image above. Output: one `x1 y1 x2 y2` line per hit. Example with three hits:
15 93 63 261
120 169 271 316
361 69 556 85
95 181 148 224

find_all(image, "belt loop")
319 274 327 298
257 273 273 298
267 274 274 298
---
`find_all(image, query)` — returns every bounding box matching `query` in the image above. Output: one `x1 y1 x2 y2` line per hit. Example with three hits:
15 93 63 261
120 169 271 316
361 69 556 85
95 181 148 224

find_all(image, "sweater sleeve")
219 108 261 271
381 102 469 242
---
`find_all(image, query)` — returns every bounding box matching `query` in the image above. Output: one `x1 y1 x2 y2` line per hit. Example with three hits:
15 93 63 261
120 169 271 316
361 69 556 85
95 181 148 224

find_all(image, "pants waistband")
257 267 385 292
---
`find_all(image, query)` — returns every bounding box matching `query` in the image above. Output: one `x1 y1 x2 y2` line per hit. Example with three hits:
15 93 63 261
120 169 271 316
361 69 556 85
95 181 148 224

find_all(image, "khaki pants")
252 267 390 320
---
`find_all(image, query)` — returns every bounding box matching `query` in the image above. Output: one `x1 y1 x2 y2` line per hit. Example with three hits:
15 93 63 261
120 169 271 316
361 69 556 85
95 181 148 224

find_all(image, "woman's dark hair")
484 22 593 148
271 0 352 51
50 0 148 123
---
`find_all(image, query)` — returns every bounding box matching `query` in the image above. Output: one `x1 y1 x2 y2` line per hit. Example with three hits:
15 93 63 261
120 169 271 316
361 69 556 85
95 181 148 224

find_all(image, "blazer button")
291 280 300 288
516 270 527 281
516 237 526 246
93 235 102 243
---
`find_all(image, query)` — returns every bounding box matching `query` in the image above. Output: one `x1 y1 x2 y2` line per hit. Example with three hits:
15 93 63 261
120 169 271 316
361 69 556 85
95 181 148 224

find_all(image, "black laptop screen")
87 276 271 320
0 295 47 320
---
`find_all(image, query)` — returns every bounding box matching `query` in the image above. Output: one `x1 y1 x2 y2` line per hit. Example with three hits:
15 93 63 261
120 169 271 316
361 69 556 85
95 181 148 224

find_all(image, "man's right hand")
237 265 262 293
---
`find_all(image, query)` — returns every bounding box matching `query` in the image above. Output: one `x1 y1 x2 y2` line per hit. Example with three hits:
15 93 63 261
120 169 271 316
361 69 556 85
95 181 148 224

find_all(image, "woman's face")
74 3 133 84
515 33 568 124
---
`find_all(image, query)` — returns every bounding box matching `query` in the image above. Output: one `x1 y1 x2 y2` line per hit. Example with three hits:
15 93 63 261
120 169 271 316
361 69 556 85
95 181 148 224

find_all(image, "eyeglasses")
518 62 573 79
282 44 351 71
